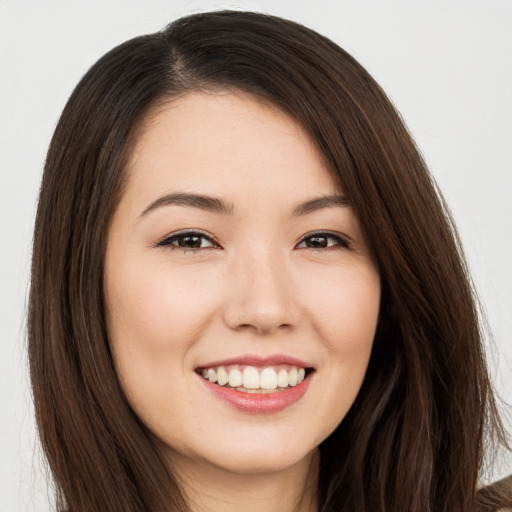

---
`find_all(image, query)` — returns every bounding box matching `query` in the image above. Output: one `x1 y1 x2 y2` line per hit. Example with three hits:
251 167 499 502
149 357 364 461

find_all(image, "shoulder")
478 475 512 512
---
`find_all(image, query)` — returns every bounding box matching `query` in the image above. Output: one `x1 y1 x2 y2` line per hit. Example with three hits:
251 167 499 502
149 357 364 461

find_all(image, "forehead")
122 91 341 212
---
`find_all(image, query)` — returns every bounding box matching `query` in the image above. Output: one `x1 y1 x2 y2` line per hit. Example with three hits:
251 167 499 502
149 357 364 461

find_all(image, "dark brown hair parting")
28 10 511 512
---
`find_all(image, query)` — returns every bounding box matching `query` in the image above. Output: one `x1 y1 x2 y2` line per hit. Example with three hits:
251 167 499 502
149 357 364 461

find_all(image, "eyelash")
155 230 351 251
296 232 351 250
156 230 220 251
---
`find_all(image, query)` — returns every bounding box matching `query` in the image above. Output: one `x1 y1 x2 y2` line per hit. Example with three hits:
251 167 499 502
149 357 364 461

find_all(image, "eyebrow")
292 194 350 216
139 192 350 218
140 193 234 217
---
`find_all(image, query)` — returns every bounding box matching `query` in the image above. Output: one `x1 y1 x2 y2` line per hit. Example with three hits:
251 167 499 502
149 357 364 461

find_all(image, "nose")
222 249 298 335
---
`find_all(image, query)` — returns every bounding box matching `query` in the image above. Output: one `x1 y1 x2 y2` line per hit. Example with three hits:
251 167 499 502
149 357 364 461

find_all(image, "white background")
1 1 511 510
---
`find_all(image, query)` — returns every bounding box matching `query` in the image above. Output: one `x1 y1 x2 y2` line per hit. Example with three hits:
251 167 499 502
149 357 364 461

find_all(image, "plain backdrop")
1 1 511 510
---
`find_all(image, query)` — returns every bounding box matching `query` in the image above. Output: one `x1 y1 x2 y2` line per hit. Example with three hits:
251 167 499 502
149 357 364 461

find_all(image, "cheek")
298 263 380 431
106 260 220 358
104 259 221 428
301 263 381 356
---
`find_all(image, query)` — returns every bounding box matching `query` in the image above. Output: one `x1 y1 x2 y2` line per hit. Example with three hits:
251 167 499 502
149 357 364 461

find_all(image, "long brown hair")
28 10 510 512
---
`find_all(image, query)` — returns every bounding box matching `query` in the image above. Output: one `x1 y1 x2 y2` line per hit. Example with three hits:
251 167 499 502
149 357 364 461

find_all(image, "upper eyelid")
156 229 220 247
300 230 351 242
297 231 351 248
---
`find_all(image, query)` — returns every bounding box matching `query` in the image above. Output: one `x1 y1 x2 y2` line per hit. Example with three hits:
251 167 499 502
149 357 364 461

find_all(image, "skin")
104 91 381 512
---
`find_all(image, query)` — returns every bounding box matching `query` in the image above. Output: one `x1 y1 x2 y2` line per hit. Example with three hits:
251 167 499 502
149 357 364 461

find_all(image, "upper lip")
196 354 314 369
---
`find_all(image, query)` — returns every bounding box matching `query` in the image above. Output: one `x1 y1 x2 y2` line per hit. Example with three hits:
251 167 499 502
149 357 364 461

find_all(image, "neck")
168 449 319 512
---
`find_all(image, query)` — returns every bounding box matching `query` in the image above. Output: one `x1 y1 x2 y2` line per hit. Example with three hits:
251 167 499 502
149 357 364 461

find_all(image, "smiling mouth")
195 364 314 394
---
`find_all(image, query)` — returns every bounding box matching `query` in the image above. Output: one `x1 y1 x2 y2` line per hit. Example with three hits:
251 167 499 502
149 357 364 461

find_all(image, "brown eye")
297 232 350 249
157 231 218 251
176 235 203 248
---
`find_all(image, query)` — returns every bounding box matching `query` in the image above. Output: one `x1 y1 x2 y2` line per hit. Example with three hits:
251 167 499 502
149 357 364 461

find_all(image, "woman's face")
104 91 381 476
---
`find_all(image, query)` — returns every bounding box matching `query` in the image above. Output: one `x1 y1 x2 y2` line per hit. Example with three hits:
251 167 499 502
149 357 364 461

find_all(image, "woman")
28 10 511 512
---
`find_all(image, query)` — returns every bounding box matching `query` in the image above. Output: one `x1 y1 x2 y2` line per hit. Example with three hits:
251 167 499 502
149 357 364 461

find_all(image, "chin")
161 429 318 477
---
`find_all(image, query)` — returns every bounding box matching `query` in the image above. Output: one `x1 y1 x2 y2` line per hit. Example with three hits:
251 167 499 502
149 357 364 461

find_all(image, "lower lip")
199 375 312 413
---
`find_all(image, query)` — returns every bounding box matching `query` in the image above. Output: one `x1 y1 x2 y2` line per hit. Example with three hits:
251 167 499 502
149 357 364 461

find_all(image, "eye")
156 230 220 251
296 231 350 250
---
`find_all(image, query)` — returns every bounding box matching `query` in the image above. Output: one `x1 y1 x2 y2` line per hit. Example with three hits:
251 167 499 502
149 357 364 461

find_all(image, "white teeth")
200 364 309 391
260 368 278 390
217 367 229 386
243 366 260 389
277 369 289 388
288 367 298 386
228 368 243 387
